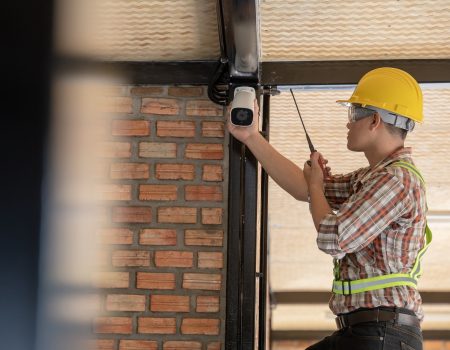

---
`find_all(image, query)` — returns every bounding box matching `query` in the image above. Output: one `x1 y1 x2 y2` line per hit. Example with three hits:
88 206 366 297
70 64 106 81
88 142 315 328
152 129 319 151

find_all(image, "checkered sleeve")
317 172 411 258
324 169 363 210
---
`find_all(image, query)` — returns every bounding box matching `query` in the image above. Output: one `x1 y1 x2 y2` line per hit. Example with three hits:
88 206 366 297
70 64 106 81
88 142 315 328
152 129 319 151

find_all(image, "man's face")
346 116 374 152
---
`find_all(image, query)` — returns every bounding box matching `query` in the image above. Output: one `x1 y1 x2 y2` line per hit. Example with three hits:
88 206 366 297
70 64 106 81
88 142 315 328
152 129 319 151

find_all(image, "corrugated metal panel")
56 0 220 61
260 0 450 61
269 85 450 292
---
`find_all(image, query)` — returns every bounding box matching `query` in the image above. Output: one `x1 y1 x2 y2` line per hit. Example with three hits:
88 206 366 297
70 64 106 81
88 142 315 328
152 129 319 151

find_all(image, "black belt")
335 308 420 330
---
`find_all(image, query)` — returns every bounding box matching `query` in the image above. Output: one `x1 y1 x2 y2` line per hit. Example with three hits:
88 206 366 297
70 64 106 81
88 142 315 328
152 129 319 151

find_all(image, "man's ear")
369 112 382 130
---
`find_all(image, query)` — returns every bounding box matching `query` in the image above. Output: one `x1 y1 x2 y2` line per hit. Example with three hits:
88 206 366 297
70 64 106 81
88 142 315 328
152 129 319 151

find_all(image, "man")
227 67 430 350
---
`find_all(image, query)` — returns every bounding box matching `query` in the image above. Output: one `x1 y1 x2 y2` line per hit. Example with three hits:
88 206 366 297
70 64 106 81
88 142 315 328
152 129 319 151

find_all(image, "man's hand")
303 152 330 190
226 98 260 144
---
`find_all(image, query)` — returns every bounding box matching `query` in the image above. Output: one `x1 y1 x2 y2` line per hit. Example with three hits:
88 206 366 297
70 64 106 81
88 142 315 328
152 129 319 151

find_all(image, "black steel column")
226 136 245 349
241 140 258 350
258 93 270 350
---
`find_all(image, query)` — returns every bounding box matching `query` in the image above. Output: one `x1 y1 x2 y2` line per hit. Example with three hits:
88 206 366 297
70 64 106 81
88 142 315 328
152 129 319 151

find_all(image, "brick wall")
92 85 227 350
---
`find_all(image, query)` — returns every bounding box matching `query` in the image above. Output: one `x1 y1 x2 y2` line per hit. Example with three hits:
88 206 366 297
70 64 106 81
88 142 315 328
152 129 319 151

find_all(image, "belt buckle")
341 280 352 296
335 316 345 330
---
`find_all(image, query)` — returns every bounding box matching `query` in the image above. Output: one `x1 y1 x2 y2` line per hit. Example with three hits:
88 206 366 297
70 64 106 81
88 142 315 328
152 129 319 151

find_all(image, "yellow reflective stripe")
392 161 425 185
333 280 418 295
332 273 417 294
411 224 432 279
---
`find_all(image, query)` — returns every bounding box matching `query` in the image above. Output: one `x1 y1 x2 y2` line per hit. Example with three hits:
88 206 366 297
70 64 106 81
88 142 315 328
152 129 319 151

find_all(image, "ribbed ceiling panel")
260 0 450 61
56 0 220 61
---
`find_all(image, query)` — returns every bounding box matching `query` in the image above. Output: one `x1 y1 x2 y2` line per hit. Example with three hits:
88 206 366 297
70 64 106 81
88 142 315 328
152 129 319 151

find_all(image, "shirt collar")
358 147 413 184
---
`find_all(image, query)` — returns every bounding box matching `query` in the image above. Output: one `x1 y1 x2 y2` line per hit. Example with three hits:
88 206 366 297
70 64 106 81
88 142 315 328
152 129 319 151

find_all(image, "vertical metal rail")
226 136 245 350
221 0 260 347
225 93 260 350
242 137 258 350
258 93 270 350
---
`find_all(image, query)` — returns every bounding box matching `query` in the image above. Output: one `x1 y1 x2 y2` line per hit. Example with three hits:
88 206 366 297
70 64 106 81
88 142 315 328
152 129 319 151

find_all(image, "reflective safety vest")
332 161 432 296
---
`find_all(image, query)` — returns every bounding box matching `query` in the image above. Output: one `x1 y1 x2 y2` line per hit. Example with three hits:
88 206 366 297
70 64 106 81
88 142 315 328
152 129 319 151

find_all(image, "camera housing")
231 86 255 127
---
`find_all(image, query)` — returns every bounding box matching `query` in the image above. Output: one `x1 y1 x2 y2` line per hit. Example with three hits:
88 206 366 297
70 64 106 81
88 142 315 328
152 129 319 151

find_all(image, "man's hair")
383 121 408 140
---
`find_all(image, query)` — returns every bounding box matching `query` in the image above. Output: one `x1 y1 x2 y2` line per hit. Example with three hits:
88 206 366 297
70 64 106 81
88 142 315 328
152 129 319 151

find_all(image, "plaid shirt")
317 147 427 320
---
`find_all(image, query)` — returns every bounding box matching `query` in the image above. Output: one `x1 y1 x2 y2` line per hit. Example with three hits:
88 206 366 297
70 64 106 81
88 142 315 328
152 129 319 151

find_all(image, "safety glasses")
347 105 376 123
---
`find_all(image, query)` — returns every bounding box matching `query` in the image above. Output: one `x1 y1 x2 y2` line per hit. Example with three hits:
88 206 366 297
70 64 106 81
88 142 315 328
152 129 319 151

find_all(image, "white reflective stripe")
333 276 418 294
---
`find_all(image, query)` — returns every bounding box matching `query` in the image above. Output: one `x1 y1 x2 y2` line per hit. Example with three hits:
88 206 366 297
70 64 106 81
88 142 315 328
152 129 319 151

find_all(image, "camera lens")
236 110 249 121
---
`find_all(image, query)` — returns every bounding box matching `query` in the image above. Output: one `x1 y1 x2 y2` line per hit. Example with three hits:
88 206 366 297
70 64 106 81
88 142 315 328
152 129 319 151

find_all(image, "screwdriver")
289 89 328 178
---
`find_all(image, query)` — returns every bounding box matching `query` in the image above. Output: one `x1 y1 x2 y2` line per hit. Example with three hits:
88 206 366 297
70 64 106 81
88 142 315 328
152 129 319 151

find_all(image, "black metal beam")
53 59 218 85
273 291 450 304
219 0 259 80
258 93 270 350
53 59 450 85
226 137 244 350
261 59 450 85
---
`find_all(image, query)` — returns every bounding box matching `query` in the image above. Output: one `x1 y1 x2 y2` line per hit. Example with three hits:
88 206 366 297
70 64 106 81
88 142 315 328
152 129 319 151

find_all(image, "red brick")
157 121 195 138
151 295 190 312
158 207 197 224
139 185 177 201
198 252 223 269
202 121 224 138
185 185 222 201
96 207 110 224
139 142 177 158
156 163 195 180
207 342 221 350
164 341 202 350
185 143 223 160
181 318 220 335
97 228 133 245
88 339 115 350
112 120 150 136
106 294 146 311
183 273 221 291
186 100 223 117
94 162 110 179
110 163 150 179
196 296 220 313
136 272 175 290
94 250 109 267
119 340 158 350
97 142 131 158
141 98 180 115
168 86 203 97
131 86 164 95
184 229 224 247
202 164 223 182
99 85 125 97
155 251 193 268
95 184 132 201
112 250 150 267
94 317 132 334
112 207 152 223
138 317 176 334
102 97 133 114
140 229 177 246
201 208 223 225
91 272 129 288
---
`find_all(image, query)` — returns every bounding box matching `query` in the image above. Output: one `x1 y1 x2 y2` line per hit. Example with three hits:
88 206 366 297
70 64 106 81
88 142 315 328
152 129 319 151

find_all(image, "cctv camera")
231 86 255 127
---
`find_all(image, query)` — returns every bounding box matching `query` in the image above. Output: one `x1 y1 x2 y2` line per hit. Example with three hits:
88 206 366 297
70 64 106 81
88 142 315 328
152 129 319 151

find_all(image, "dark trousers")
306 309 423 350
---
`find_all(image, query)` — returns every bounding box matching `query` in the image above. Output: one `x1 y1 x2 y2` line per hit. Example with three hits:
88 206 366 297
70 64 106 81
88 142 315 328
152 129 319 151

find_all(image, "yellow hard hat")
336 67 423 123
